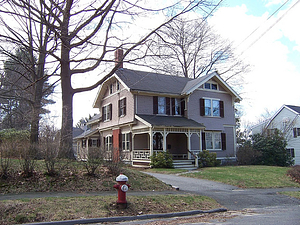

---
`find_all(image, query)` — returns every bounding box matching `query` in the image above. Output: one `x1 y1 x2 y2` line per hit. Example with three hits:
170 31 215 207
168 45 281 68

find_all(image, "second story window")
102 104 112 121
200 98 224 118
119 98 126 117
204 82 218 90
158 97 166 114
293 128 300 138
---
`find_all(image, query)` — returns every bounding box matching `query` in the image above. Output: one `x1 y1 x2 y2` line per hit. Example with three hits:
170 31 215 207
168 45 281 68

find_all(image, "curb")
25 208 227 225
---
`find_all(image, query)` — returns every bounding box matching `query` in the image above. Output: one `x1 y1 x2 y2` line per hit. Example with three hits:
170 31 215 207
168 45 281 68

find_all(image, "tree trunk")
59 5 74 159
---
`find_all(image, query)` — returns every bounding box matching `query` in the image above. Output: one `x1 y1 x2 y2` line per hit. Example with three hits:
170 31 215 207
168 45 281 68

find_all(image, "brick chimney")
115 49 123 68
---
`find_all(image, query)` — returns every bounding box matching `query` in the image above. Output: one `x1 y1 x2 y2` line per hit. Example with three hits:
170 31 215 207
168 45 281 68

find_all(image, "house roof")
93 68 242 108
135 114 205 129
115 68 191 95
73 128 99 139
285 105 300 114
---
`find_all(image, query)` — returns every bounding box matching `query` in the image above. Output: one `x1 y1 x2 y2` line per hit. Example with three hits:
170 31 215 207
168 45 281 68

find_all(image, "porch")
131 114 205 168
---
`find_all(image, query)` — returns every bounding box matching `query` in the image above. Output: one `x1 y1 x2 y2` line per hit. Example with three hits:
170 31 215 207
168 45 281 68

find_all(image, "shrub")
83 147 104 176
237 140 261 165
287 165 300 184
252 130 294 167
150 151 173 168
198 150 220 168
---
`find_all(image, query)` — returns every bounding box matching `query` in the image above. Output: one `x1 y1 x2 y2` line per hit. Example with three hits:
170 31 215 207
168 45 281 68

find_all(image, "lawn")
182 165 300 188
0 194 221 224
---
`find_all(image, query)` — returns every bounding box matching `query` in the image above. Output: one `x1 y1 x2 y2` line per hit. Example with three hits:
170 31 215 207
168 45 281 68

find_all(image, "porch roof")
136 114 205 129
73 128 99 139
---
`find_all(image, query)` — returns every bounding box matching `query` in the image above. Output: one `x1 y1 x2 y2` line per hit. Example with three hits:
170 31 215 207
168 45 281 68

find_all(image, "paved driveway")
142 172 300 225
144 172 300 211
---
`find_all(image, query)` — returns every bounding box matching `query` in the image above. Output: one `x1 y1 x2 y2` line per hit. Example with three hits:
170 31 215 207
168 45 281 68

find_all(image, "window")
173 98 181 115
105 136 113 151
293 128 300 138
200 98 224 117
88 139 101 147
122 133 131 151
82 140 87 148
153 133 163 150
119 98 126 117
154 97 182 116
158 97 166 114
286 148 295 158
116 81 120 91
204 82 218 90
102 104 112 121
202 132 226 150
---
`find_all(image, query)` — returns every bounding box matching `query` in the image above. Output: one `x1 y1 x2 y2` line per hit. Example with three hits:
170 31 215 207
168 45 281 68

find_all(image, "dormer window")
204 82 218 90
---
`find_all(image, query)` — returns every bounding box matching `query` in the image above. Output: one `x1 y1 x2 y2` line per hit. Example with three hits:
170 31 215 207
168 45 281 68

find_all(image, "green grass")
145 168 187 174
281 191 300 199
0 194 220 224
183 166 300 188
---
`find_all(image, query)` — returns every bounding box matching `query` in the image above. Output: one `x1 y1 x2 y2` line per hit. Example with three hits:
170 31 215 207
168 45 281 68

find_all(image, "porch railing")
187 149 199 168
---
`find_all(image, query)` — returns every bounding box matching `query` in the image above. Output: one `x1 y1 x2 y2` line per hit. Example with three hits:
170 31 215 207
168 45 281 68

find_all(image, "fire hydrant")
113 174 131 207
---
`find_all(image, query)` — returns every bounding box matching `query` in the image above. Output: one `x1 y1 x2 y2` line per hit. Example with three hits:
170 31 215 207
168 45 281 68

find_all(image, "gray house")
75 51 241 168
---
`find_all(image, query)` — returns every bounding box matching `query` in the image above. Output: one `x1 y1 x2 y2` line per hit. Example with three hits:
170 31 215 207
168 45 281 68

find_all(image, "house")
74 49 241 168
251 104 300 165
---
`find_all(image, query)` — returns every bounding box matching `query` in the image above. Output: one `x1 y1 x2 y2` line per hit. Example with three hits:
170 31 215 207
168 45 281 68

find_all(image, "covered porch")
131 115 205 168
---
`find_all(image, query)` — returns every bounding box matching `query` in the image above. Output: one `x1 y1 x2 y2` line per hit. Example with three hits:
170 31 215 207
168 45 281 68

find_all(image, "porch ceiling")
136 114 205 129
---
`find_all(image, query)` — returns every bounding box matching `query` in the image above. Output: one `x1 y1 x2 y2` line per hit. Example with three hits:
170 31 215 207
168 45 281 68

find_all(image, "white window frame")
105 135 112 151
122 133 130 151
205 132 222 150
204 82 218 90
109 83 113 94
103 104 111 121
204 98 220 117
119 98 126 117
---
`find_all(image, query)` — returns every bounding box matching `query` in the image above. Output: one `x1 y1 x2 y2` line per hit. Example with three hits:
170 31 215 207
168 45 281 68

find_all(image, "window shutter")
97 138 101 147
166 97 170 115
171 98 175 115
181 98 185 116
221 133 226 150
200 99 205 116
101 107 105 121
220 101 224 118
293 128 297 138
118 99 121 117
124 98 126 116
109 104 112 120
88 139 92 147
201 132 206 150
153 96 158 114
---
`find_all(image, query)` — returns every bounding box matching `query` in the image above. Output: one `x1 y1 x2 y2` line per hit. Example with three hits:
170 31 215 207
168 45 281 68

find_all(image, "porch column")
163 128 167 152
150 128 153 156
200 131 202 151
187 130 191 159
131 133 135 165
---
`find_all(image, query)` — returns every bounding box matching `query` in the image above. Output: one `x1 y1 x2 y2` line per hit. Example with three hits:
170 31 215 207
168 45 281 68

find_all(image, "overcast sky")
46 0 300 128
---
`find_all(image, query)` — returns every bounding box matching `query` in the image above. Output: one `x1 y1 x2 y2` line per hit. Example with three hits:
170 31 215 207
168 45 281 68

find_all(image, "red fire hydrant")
113 174 131 207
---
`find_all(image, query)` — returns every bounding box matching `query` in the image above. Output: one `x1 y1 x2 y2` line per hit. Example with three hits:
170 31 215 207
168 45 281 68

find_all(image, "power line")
240 0 300 54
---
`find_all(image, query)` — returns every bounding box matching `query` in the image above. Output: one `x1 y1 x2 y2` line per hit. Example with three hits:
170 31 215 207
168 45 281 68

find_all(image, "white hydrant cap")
116 174 128 182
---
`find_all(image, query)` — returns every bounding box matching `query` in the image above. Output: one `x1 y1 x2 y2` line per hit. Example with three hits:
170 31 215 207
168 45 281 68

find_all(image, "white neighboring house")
251 105 300 165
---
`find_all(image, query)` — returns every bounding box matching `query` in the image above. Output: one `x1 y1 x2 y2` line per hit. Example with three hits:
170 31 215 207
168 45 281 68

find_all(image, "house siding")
99 87 135 130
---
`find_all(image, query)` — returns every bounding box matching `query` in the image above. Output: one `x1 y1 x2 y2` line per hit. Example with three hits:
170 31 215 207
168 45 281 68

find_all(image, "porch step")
173 160 198 170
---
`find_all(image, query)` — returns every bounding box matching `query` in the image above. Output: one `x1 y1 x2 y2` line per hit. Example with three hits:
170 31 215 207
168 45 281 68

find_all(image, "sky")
46 0 300 129
209 0 300 126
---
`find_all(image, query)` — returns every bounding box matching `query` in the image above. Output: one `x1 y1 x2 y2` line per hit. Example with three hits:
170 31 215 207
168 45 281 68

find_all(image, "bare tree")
0 0 217 159
142 17 249 83
0 1 57 149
